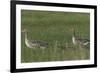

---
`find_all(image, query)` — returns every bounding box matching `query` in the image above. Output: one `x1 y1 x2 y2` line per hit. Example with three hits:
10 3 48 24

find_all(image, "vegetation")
21 10 90 63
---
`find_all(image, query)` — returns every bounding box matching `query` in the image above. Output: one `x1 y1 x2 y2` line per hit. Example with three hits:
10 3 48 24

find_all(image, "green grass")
21 10 90 63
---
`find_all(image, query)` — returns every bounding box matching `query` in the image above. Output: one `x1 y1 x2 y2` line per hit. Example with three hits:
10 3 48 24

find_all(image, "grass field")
21 10 90 63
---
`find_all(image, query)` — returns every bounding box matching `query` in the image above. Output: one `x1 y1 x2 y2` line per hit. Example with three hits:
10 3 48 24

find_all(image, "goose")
22 29 49 49
71 28 90 47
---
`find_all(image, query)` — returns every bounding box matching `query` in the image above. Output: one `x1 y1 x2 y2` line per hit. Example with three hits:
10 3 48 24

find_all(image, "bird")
22 29 49 49
70 28 90 47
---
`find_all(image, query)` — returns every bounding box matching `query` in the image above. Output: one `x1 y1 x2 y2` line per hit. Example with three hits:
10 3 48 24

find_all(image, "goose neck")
25 32 28 40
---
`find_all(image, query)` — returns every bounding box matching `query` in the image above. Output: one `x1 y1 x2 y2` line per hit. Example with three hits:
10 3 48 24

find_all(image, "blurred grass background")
21 10 90 63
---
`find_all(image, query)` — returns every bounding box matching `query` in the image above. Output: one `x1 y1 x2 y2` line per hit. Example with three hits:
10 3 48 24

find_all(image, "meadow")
21 10 90 63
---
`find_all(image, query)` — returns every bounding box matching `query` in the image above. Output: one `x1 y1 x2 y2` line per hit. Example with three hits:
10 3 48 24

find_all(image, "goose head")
69 28 76 37
22 29 27 33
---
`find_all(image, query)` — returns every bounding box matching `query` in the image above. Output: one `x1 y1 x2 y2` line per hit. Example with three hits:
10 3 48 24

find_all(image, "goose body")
22 29 48 49
25 38 40 48
72 35 89 46
71 28 89 46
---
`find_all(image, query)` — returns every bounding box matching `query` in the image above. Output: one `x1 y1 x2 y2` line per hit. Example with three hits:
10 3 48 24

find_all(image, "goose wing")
31 40 48 46
76 38 90 45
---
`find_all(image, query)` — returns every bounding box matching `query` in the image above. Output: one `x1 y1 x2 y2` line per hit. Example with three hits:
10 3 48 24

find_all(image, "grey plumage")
22 29 49 49
71 28 90 46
